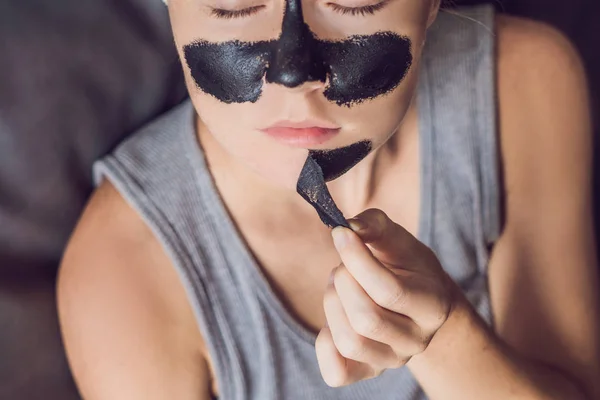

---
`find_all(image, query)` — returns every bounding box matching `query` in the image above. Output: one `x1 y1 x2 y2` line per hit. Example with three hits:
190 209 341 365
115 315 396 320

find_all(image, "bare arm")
487 15 600 399
57 181 212 400
406 15 600 399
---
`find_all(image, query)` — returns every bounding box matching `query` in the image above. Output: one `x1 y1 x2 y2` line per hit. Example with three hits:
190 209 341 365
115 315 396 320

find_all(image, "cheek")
320 32 414 107
187 77 264 135
333 55 422 143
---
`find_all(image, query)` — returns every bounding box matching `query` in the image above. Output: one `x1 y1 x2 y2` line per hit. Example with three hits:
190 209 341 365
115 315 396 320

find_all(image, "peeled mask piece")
297 157 348 228
297 141 372 228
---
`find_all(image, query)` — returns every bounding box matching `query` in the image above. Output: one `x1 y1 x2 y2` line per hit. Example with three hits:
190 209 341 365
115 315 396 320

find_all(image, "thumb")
347 208 420 267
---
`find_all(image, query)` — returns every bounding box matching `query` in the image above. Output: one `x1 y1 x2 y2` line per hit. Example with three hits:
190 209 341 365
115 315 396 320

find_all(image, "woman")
57 0 600 398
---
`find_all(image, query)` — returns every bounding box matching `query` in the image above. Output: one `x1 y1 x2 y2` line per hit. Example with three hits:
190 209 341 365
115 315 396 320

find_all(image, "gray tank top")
93 5 499 399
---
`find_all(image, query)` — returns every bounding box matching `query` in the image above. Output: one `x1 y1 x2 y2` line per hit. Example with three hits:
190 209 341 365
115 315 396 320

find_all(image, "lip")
261 120 341 147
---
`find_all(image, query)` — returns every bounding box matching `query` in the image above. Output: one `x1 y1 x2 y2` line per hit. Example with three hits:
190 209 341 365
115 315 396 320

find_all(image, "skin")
57 3 600 400
166 0 430 193
183 0 408 228
182 0 413 106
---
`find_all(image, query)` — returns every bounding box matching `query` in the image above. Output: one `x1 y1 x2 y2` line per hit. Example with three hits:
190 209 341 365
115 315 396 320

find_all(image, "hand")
316 208 458 387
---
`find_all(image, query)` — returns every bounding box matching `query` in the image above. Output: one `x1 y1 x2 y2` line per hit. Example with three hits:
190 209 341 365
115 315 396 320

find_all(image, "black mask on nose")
183 0 411 228
183 0 413 107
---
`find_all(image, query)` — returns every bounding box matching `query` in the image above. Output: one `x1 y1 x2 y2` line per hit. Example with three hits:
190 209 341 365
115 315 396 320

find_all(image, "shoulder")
489 17 600 397
495 13 590 140
494 14 592 200
58 180 175 313
495 13 584 74
57 180 209 399
495 14 588 102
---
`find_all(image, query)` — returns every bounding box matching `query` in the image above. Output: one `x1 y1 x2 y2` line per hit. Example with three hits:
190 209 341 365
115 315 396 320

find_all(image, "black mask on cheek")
183 0 413 107
183 0 401 227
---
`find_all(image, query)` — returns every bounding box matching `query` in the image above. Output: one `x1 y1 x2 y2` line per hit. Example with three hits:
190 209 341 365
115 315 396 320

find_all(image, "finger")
332 231 450 331
323 280 399 370
347 208 429 270
315 327 372 387
333 265 427 360
331 227 408 312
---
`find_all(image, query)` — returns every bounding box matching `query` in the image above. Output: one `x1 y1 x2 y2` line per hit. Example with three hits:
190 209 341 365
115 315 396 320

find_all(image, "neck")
326 101 418 217
196 101 418 227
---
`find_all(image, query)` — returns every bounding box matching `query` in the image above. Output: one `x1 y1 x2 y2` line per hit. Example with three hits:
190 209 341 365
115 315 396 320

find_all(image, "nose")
265 0 326 88
280 79 324 94
263 78 325 102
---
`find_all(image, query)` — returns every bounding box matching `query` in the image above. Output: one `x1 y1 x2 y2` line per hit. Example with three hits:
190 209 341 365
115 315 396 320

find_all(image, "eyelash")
210 0 389 19
210 5 265 19
327 0 389 16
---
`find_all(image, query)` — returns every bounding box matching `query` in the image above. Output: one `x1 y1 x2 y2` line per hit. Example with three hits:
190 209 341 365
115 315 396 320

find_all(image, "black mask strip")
183 0 398 226
183 0 413 107
296 141 372 228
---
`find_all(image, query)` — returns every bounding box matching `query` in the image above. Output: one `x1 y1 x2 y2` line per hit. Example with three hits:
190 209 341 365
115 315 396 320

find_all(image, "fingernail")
331 227 350 250
348 218 367 233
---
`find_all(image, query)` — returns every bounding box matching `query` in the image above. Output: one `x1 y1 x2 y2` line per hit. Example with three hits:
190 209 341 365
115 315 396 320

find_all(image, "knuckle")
375 284 407 311
374 210 391 235
359 208 389 237
370 208 389 222
337 334 367 360
352 310 387 338
361 208 386 221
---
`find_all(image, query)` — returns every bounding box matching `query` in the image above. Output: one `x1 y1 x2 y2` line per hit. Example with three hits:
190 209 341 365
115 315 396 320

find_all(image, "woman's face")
168 0 439 190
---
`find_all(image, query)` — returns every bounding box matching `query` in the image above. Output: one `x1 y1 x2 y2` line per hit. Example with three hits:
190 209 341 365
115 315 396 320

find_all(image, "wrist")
407 280 487 367
442 272 477 328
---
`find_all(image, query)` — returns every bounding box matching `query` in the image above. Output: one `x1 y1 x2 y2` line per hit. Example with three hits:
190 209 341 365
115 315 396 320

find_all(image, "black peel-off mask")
297 141 372 228
184 0 409 227
183 0 413 107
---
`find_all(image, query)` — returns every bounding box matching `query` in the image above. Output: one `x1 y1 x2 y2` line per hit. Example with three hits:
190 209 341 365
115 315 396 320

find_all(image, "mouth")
261 120 341 147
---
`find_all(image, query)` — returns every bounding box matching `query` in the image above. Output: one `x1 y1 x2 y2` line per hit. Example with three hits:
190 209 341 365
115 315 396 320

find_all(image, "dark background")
0 1 597 399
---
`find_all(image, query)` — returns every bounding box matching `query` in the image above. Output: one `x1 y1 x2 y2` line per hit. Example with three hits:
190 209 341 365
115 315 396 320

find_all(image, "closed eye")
210 5 266 19
210 0 389 19
327 0 391 16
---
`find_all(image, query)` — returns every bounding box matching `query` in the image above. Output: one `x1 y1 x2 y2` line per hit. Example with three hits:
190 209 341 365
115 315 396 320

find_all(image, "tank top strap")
93 101 248 399
417 4 499 325
93 4 501 398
